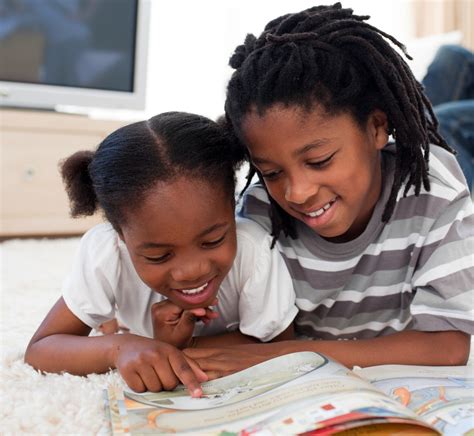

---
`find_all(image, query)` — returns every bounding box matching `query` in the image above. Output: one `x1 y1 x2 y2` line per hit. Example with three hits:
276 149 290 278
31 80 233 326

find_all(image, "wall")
143 0 415 121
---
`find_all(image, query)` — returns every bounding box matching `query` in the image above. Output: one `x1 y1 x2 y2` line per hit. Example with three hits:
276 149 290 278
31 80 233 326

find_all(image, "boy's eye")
202 234 226 248
308 152 336 169
144 253 172 264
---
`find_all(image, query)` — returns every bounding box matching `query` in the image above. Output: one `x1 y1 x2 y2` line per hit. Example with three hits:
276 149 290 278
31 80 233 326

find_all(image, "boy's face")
120 177 237 310
242 104 388 242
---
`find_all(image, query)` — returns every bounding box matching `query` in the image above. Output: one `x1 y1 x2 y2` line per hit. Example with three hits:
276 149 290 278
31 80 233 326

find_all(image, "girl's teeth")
181 282 208 295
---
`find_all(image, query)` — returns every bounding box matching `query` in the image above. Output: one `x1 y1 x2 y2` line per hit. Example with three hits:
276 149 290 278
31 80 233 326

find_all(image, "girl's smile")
242 104 389 241
170 277 218 307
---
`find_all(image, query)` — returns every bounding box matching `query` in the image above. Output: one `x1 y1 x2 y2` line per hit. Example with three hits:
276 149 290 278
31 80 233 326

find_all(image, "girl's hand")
151 299 219 349
112 334 208 396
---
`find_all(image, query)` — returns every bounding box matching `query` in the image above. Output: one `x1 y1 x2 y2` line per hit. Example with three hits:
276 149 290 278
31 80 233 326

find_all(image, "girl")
185 3 473 376
24 112 297 395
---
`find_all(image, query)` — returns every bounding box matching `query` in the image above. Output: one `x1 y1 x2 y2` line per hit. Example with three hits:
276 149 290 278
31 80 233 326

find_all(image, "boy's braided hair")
225 2 453 243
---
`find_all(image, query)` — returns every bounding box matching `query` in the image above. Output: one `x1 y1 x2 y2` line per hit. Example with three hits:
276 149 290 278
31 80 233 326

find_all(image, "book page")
355 365 474 435
105 352 440 435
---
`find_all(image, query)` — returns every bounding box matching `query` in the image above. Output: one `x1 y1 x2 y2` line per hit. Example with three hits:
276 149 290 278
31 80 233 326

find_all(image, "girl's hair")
60 111 246 232
225 2 453 242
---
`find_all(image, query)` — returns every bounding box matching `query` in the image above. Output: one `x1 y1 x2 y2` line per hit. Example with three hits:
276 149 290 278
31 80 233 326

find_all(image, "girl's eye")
308 152 336 169
144 253 171 264
202 234 226 248
260 169 281 181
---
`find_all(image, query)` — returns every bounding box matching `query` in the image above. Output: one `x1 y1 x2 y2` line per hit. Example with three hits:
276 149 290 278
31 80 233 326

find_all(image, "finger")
122 370 147 393
189 308 206 317
136 366 163 393
203 369 226 380
168 352 206 398
152 360 179 392
183 347 221 359
178 310 200 331
185 356 209 382
151 300 183 322
204 308 219 319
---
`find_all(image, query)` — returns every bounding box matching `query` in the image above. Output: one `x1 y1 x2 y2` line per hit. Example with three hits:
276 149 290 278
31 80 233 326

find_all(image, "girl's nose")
171 258 211 283
284 173 319 205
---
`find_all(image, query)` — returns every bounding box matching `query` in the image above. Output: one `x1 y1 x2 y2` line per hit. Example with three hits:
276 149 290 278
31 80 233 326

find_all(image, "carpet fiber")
1 237 122 433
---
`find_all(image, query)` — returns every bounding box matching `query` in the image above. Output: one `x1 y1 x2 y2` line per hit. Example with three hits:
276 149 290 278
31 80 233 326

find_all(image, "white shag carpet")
0 237 123 434
1 236 473 434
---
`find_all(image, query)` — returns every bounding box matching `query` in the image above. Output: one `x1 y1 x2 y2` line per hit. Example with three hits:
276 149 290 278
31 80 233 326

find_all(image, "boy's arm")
185 329 470 379
193 323 295 348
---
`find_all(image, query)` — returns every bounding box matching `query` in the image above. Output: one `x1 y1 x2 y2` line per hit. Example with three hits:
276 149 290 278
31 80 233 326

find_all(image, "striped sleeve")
410 148 474 333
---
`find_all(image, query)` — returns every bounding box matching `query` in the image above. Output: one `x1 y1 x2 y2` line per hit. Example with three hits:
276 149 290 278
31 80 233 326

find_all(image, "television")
0 0 151 112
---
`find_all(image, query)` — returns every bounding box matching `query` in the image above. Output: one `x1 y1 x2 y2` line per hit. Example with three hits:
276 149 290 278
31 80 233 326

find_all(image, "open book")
102 352 473 435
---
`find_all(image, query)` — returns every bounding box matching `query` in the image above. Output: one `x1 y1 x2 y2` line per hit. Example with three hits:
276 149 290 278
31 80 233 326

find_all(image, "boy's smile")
242 104 389 241
120 177 237 309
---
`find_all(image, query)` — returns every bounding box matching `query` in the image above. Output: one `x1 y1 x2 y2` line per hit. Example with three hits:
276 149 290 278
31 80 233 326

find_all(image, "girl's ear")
117 227 125 242
369 109 389 150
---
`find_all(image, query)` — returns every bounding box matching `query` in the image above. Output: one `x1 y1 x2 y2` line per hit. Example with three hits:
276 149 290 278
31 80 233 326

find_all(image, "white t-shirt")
62 218 297 342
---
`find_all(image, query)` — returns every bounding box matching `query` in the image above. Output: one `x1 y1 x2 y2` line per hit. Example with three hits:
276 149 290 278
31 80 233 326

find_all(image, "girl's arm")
151 299 295 349
25 297 207 395
184 329 470 379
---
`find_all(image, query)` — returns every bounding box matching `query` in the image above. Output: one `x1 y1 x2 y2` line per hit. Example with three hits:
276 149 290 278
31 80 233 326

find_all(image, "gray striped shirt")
239 144 474 340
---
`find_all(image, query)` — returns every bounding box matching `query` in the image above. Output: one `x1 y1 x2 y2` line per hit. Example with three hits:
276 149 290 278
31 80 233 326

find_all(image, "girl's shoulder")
235 216 273 248
81 222 118 248
77 222 124 266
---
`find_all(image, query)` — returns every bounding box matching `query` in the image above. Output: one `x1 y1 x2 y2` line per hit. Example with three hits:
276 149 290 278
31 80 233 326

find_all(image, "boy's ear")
369 109 389 150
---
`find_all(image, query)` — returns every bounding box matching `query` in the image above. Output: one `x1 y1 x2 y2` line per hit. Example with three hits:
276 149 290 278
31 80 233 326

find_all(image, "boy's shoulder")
426 144 469 196
384 143 469 200
237 183 273 232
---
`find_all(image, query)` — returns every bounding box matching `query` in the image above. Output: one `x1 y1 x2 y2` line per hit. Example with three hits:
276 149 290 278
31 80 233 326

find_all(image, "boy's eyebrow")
251 140 329 164
293 140 330 157
137 223 229 249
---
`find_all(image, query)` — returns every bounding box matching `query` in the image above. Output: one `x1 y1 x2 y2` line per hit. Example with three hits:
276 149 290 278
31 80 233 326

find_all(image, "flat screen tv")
0 0 150 112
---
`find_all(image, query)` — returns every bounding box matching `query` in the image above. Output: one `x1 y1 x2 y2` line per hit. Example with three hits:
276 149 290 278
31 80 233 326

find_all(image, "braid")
227 2 454 242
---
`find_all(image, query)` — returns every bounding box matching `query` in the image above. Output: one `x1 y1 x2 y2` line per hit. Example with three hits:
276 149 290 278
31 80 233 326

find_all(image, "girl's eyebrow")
137 223 229 250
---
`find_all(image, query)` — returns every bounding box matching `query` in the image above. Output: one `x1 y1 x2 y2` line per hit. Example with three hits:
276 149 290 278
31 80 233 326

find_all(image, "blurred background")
1 0 472 119
0 0 472 238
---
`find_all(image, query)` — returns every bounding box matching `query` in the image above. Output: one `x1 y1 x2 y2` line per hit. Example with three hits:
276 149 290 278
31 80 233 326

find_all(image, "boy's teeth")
307 200 334 217
181 282 208 295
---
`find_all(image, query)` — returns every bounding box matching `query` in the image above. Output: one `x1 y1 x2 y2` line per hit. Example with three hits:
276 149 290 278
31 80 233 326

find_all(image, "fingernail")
191 388 202 398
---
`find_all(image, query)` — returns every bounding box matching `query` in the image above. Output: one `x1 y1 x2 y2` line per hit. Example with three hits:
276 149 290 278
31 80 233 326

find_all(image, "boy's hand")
151 299 219 348
112 334 208 396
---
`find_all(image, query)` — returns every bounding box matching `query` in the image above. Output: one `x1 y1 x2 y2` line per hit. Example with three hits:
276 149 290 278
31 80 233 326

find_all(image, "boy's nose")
284 174 319 205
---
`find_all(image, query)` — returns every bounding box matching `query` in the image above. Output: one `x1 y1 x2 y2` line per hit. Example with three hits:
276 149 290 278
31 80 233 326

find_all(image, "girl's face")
242 104 389 242
120 177 237 309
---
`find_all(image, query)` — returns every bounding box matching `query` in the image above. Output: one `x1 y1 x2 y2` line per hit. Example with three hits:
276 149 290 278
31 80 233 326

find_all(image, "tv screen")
0 0 150 111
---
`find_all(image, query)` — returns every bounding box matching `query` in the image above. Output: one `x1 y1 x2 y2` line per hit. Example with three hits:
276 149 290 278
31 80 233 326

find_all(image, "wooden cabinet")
0 109 127 237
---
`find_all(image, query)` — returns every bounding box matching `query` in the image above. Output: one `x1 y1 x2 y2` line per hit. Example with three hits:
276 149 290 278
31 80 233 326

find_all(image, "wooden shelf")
1 108 127 237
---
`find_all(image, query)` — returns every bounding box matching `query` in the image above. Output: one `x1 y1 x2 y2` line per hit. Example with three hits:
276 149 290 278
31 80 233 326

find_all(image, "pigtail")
59 150 98 217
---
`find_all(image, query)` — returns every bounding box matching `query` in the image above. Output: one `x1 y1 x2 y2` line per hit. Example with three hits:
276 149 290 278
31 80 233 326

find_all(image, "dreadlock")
225 2 453 245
